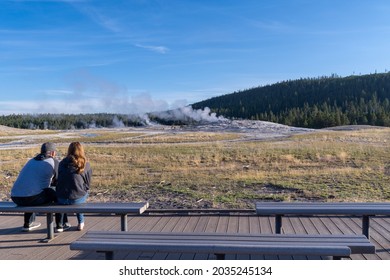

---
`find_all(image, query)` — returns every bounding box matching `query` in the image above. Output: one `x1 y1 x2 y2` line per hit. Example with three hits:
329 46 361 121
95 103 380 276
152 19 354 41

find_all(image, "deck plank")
259 216 273 234
204 216 219 233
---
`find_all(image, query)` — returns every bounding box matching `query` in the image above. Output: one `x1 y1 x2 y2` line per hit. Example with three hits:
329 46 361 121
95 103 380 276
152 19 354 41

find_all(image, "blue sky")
1 0 390 115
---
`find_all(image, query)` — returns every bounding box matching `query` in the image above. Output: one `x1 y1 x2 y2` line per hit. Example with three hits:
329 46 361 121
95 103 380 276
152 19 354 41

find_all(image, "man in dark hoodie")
11 142 59 231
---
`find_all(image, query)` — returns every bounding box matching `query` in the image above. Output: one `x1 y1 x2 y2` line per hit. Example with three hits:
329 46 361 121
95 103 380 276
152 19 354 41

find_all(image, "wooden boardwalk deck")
1 212 389 260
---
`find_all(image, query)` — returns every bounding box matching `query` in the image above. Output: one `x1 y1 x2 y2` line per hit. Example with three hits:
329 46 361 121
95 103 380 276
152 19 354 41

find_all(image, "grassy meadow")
1 126 390 209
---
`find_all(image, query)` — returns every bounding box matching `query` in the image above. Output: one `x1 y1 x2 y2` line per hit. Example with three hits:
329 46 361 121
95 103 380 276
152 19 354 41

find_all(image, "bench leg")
40 213 54 243
275 215 282 234
362 215 370 239
121 214 128 231
105 251 114 260
98 251 114 260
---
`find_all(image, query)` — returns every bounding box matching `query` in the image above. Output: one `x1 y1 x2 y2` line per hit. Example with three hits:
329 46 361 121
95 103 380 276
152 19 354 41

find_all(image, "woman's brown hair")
67 142 86 174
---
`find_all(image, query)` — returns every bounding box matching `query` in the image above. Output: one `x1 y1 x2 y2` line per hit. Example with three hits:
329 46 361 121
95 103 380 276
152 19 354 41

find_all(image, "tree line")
0 113 146 130
191 72 390 128
0 112 204 130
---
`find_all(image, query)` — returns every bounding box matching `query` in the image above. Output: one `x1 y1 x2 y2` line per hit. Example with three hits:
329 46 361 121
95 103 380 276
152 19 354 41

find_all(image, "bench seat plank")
256 202 390 215
255 202 390 238
81 231 375 254
70 231 376 260
0 202 149 214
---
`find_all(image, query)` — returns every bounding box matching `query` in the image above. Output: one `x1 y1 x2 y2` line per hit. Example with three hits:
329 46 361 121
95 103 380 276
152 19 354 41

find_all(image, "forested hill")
191 73 390 128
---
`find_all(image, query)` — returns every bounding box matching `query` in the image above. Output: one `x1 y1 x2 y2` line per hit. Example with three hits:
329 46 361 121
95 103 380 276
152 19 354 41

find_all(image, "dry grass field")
1 123 390 209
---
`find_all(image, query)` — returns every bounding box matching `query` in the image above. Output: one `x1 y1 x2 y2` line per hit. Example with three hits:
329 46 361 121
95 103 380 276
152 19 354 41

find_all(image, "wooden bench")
256 202 390 239
70 231 375 260
0 201 149 242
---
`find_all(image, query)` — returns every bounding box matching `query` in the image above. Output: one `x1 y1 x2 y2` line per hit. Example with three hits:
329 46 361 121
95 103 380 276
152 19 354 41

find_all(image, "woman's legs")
57 193 88 227
72 194 88 224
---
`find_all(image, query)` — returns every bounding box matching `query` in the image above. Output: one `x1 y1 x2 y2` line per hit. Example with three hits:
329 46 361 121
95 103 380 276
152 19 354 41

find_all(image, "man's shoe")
63 223 71 231
56 223 71 232
22 222 41 232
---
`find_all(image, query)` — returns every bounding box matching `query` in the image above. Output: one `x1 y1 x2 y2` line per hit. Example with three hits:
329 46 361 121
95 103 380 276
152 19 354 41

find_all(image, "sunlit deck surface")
1 211 389 260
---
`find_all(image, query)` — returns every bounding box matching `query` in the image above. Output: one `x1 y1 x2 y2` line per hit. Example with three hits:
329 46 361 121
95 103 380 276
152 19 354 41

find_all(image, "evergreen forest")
192 72 390 128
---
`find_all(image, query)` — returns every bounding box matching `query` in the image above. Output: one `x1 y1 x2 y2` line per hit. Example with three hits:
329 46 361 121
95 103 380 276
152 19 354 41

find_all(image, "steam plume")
148 106 227 124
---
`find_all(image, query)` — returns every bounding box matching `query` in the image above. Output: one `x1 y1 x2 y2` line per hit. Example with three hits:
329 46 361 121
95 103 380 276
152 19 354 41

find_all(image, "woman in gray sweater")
56 142 92 231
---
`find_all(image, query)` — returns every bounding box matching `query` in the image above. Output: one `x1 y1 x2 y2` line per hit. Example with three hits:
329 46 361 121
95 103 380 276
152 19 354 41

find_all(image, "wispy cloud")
41 89 74 96
248 19 295 33
0 94 179 115
66 1 169 54
69 3 122 33
0 100 44 115
2 71 181 115
134 44 169 54
0 99 102 115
